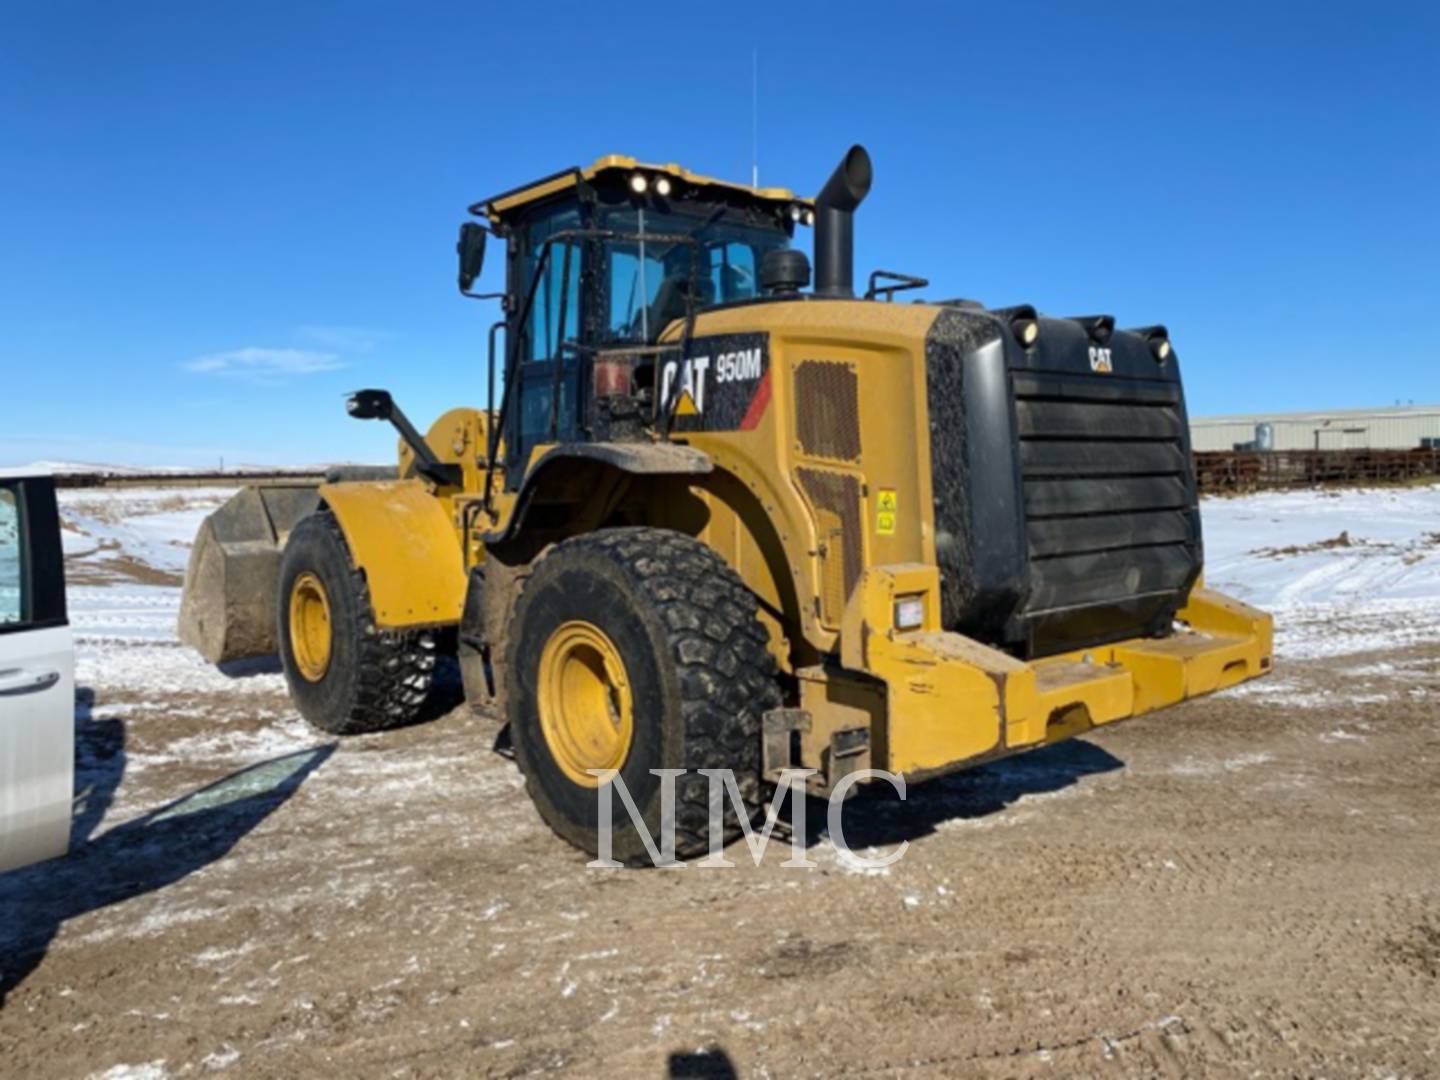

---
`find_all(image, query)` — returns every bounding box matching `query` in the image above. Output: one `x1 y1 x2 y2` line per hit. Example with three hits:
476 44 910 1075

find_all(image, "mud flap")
177 485 320 663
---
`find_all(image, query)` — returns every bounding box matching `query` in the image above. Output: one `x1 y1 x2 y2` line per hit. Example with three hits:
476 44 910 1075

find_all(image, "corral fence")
1195 448 1440 494
53 470 328 490
48 453 1440 496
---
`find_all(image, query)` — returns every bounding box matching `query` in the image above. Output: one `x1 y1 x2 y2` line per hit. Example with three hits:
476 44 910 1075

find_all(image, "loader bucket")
177 485 321 664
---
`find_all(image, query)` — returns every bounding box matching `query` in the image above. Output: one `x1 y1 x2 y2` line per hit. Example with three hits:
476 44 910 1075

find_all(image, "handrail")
865 269 929 302
485 319 505 465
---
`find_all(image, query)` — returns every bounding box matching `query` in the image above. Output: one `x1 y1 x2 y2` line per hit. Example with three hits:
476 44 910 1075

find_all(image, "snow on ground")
59 487 232 578
58 488 292 697
68 580 288 698
1201 484 1440 658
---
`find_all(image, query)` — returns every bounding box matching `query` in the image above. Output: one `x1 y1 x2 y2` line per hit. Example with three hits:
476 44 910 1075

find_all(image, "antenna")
751 48 759 188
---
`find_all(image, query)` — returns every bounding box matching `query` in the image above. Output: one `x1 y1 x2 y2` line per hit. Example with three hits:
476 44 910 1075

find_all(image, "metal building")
1190 404 1440 452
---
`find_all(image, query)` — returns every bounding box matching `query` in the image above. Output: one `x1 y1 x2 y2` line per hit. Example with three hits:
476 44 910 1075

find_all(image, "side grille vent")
794 360 861 462
795 467 863 625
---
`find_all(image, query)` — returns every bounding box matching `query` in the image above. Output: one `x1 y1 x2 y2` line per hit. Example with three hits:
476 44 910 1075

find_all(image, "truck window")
0 487 22 625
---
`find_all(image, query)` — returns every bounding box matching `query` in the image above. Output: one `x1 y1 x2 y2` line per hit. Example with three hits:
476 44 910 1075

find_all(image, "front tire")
506 527 781 864
278 512 436 735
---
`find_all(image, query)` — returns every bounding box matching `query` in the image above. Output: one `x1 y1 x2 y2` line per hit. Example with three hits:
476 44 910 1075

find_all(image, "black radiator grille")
1013 373 1199 634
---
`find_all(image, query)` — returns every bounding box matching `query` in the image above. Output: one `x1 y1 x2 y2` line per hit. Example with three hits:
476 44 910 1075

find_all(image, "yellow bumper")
839 565 1273 779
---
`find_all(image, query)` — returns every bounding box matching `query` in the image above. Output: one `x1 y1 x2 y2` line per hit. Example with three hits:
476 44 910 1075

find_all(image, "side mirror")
457 222 487 294
343 388 463 488
346 388 394 421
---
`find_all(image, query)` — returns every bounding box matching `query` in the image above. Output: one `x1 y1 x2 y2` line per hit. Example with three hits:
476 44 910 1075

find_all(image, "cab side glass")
710 241 760 304
521 207 582 362
608 245 664 341
0 487 23 625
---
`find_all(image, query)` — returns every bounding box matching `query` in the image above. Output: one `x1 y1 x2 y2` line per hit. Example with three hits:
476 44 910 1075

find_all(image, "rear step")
1022 629 1258 741
1032 658 1134 730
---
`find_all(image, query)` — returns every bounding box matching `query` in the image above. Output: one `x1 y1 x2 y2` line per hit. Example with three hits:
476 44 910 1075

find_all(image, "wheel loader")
179 145 1273 862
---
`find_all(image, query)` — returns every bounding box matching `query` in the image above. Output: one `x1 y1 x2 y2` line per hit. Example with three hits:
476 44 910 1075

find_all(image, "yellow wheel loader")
179 146 1272 862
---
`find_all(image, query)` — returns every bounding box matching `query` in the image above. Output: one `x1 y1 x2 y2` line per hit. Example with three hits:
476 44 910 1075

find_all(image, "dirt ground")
3 622 1438 1079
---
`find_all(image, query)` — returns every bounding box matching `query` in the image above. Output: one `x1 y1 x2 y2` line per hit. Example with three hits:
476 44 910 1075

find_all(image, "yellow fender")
319 480 466 629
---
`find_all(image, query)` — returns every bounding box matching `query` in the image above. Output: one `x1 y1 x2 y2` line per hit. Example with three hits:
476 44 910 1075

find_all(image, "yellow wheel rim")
288 571 333 682
537 620 634 787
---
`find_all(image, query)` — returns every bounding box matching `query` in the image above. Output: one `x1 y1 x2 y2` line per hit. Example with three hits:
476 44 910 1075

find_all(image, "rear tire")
506 527 781 864
278 512 436 735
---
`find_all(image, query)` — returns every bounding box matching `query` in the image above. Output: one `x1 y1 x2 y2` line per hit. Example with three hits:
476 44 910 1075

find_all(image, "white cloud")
182 347 344 383
296 325 392 352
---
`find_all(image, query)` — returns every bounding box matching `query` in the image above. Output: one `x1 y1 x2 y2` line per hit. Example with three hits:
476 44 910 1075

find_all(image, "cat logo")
660 356 711 414
1088 346 1113 373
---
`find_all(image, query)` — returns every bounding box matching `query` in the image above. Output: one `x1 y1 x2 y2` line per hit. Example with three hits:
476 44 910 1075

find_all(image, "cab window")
709 241 760 304
608 245 664 341
600 207 788 343
521 206 582 363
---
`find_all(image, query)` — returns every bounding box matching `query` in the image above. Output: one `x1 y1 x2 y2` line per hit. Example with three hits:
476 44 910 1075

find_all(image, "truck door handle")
0 668 62 696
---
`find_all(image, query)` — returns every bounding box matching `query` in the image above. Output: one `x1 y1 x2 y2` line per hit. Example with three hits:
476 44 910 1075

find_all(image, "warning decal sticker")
876 489 897 535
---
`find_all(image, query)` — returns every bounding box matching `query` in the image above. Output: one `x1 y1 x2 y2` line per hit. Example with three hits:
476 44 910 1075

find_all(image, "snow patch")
1169 752 1274 777
60 487 232 580
86 1063 169 1080
200 1047 241 1071
1203 485 1440 658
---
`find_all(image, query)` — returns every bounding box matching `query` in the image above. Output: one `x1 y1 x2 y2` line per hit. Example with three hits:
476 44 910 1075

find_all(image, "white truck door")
0 472 74 873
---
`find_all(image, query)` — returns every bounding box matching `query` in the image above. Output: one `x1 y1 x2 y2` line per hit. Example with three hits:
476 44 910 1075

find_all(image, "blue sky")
2 2 1436 466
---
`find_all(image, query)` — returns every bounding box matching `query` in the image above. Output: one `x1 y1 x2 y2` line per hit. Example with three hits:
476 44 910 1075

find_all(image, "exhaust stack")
813 145 873 298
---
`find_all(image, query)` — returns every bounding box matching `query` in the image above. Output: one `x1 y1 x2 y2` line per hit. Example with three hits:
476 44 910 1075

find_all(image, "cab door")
0 473 73 872
506 210 586 486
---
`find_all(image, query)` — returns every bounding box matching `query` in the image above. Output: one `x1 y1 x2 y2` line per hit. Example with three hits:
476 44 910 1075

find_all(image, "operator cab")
464 157 812 485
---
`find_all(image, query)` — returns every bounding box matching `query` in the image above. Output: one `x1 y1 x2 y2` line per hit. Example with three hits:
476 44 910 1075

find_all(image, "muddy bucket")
177 485 321 664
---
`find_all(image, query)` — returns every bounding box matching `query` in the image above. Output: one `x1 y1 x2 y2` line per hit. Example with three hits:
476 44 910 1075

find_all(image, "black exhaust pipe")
813 145 873 298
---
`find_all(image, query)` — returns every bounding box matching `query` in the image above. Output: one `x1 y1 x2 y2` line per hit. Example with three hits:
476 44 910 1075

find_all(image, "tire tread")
281 512 436 735
516 526 781 859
